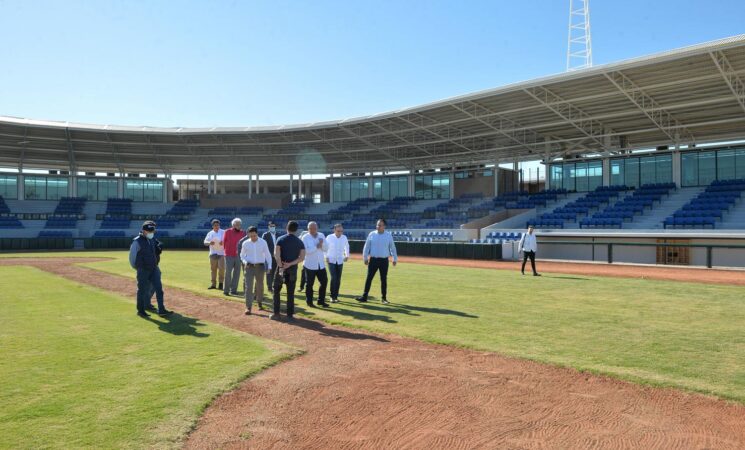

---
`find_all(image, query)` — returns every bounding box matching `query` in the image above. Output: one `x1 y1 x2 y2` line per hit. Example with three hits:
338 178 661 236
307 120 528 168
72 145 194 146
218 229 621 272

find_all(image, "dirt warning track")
4 257 745 449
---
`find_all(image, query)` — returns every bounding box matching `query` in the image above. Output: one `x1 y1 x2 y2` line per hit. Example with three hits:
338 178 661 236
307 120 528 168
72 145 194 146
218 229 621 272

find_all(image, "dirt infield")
4 257 745 449
385 255 745 286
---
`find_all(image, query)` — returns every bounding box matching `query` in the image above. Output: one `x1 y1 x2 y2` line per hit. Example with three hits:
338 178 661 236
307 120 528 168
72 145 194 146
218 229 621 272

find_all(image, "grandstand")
1 35 745 266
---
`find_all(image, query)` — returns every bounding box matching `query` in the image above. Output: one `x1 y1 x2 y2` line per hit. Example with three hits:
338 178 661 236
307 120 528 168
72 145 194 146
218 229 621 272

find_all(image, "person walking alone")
240 226 272 315
203 219 226 290
222 218 246 296
518 226 540 276
356 218 398 304
325 223 349 303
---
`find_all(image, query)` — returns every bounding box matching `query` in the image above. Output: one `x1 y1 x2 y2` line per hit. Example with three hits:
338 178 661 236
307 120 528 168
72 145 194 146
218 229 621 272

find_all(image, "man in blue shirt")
129 221 172 318
356 218 398 304
272 220 306 322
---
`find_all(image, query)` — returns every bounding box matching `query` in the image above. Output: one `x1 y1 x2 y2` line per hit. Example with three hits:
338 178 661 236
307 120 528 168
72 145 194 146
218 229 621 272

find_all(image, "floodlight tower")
566 0 593 71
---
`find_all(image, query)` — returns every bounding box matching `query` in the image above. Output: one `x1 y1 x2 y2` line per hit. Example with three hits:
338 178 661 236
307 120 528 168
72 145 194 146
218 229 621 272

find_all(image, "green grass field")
4 249 745 405
0 264 294 449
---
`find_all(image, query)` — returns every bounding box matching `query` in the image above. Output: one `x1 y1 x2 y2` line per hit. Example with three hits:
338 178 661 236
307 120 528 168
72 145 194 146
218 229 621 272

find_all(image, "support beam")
604 71 694 143
710 50 745 115
339 126 413 170
524 86 611 150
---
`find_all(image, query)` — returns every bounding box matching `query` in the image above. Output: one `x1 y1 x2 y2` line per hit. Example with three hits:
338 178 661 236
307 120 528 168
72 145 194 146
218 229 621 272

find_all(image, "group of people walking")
196 217 397 321
128 216 540 320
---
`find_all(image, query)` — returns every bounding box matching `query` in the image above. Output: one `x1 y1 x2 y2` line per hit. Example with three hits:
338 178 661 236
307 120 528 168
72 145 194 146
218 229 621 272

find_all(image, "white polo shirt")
302 232 328 270
325 233 350 265
204 229 226 256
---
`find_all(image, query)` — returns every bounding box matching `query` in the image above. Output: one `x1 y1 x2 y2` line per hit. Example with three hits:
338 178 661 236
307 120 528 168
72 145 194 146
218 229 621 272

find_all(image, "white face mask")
269 227 276 233
145 232 155 239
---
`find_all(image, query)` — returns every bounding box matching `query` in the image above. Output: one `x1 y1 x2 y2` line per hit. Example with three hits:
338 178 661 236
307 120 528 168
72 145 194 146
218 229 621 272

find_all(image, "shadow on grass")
542 275 592 281
290 314 389 342
335 295 479 319
146 312 210 338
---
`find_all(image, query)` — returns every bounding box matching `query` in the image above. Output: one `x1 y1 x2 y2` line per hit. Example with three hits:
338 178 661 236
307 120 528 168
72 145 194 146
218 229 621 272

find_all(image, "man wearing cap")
203 219 226 290
222 218 246 296
261 221 279 293
129 221 172 318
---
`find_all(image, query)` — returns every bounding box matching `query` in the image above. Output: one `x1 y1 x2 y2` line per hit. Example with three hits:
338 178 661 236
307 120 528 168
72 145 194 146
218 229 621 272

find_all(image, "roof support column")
298 174 303 199
255 175 260 195
494 162 500 197
248 175 253 199
117 175 124 198
329 173 334 203
17 169 24 200
289 174 294 200
408 173 415 197
449 167 455 199
602 158 610 186
672 150 682 188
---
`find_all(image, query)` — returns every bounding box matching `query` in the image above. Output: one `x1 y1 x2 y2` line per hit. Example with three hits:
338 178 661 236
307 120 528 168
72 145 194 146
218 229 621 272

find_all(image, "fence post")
706 246 713 268
607 243 613 264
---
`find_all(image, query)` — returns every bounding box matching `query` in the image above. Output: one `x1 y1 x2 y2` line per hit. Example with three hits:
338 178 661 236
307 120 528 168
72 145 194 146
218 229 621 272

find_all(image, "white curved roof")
2 34 745 174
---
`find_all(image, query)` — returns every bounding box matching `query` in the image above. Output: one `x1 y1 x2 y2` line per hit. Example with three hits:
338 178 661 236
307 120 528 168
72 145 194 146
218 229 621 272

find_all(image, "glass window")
655 154 672 183
698 151 716 185
0 174 18 199
23 175 68 200
736 149 745 180
562 164 575 192
575 162 588 192
624 157 640 188
639 156 656 186
717 149 736 180
610 159 624 186
681 152 698 187
550 165 563 190
100 179 118 200
588 160 603 191
414 173 450 199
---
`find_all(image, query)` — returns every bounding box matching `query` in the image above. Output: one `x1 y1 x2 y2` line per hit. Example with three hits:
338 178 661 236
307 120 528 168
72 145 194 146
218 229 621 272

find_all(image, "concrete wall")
454 174 494 198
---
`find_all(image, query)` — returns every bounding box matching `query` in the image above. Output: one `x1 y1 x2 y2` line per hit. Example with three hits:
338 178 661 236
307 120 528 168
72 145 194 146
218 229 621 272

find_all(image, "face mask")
269 227 276 233
145 232 155 239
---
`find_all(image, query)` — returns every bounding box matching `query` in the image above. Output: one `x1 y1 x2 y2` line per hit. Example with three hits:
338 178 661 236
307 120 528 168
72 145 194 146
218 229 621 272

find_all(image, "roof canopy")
1 35 745 175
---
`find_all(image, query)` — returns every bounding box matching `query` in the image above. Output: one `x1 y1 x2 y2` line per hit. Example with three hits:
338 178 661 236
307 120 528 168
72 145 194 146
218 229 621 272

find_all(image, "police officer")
129 221 173 318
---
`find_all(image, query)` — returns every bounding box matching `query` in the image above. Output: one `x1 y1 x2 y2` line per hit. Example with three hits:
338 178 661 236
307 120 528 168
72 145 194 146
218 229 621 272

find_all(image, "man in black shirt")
272 221 305 322
262 221 279 293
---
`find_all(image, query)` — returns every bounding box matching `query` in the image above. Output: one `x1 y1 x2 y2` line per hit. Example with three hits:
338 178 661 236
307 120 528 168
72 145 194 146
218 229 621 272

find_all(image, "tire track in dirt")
3 257 745 449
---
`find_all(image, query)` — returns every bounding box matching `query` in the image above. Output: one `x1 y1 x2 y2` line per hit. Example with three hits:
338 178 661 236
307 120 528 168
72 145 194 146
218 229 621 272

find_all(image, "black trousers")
363 257 389 299
273 265 297 316
521 251 537 274
305 268 328 304
266 256 277 292
327 262 344 299
299 266 307 290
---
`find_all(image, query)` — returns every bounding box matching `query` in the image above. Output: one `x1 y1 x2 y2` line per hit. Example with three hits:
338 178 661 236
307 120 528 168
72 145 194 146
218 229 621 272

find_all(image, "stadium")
3 2 745 449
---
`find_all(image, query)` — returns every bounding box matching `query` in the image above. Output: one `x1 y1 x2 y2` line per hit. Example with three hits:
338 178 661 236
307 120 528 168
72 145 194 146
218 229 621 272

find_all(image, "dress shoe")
137 311 150 318
533 273 541 277
208 284 216 289
318 301 330 308
157 309 173 317
218 283 224 290
286 315 295 323
244 309 251 315
306 302 316 308
145 305 157 311
269 313 279 320
355 296 368 303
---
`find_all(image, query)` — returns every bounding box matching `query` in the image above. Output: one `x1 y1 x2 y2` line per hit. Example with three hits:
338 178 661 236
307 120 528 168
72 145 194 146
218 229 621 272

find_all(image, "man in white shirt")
518 226 540 276
203 219 226 290
299 230 309 292
302 222 329 308
325 223 349 303
240 226 272 315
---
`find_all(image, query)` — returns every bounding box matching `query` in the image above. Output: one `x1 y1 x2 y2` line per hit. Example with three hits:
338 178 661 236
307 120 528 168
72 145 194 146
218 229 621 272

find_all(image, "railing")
537 240 745 268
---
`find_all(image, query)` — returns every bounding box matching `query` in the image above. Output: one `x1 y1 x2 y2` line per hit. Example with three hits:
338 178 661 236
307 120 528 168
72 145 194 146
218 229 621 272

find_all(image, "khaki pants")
244 263 265 310
210 254 225 285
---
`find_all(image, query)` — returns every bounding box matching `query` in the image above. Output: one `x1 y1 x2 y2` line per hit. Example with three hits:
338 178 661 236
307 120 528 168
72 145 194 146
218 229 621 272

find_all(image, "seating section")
0 196 10 214
44 197 88 229
580 183 674 229
391 231 413 241
38 231 73 238
101 198 132 229
93 230 126 238
485 231 523 241
0 216 23 229
528 186 627 229
664 179 745 229
421 231 454 241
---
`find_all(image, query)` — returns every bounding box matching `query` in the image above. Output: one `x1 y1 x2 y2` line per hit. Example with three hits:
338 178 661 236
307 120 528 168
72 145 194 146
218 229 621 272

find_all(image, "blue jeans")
137 266 164 313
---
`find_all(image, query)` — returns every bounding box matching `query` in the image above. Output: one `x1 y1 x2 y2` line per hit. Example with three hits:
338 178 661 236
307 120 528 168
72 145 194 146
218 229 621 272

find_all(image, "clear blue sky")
1 0 743 128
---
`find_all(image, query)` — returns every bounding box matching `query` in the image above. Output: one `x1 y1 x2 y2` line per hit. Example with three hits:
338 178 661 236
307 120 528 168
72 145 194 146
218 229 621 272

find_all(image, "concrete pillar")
164 178 171 203
255 175 260 194
494 165 500 197
449 169 455 199
408 174 415 197
17 171 24 200
602 158 611 186
368 175 374 198
329 173 334 202
69 174 76 197
248 175 253 199
298 174 303 199
289 174 294 199
117 176 124 198
672 151 682 188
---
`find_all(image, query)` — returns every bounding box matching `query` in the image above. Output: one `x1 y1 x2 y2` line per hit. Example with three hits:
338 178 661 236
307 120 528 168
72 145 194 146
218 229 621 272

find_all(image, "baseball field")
2 250 745 448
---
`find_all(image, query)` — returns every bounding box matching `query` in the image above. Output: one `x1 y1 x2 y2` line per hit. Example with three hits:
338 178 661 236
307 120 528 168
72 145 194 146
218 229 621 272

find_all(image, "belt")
244 262 265 267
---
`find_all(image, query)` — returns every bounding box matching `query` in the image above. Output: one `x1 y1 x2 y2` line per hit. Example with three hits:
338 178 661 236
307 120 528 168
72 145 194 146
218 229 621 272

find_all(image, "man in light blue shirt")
356 218 398 304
